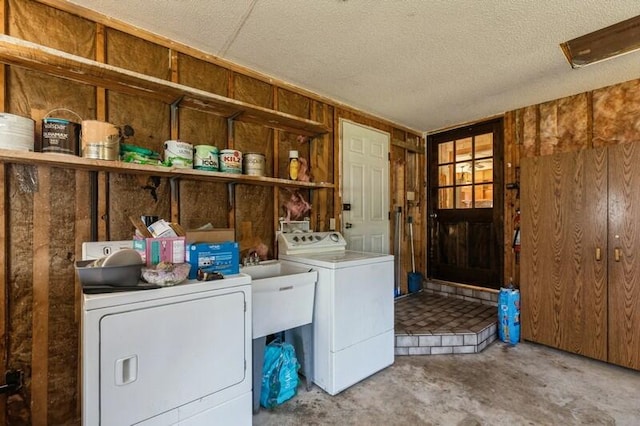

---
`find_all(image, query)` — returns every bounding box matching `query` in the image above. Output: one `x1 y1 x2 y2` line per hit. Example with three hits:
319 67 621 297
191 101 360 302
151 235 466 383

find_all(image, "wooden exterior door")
427 119 504 288
608 142 640 370
521 149 608 361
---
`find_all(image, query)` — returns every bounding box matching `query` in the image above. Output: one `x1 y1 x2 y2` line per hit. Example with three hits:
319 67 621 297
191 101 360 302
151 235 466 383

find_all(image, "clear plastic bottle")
288 150 299 180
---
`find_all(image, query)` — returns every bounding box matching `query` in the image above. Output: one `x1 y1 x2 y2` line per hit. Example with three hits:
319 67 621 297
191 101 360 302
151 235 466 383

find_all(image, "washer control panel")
278 231 347 254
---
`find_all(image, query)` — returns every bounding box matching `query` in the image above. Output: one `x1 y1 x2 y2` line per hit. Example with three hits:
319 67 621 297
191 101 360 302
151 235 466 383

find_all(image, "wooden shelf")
0 35 330 137
0 149 334 189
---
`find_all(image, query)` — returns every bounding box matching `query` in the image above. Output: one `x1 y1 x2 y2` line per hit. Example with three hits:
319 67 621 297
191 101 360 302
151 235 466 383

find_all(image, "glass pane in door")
438 142 454 164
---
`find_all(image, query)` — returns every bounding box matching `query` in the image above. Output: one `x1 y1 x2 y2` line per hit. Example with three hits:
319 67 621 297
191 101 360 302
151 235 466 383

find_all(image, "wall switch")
407 191 415 201
329 218 336 230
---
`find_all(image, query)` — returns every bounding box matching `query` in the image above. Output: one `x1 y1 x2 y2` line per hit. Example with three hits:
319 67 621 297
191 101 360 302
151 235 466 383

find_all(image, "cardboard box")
186 241 239 279
133 236 186 266
185 228 235 244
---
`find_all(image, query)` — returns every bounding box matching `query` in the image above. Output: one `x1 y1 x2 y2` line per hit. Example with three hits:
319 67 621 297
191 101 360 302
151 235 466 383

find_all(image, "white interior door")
341 120 390 253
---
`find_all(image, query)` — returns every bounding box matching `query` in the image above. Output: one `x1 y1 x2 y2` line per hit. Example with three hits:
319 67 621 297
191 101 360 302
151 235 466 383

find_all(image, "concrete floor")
253 341 640 425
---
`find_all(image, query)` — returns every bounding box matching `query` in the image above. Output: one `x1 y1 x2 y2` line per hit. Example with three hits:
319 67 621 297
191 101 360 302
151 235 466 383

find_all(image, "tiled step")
394 289 498 356
395 323 497 355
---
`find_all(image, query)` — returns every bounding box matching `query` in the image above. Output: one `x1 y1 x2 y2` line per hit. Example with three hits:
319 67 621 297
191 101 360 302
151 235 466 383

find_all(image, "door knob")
429 213 438 218
345 223 353 229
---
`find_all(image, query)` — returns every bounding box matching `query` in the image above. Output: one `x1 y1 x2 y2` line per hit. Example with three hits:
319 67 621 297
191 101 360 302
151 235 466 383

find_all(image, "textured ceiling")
67 0 640 133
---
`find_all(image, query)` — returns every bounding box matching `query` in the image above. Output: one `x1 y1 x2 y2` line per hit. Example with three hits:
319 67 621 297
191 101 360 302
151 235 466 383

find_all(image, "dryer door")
99 290 246 425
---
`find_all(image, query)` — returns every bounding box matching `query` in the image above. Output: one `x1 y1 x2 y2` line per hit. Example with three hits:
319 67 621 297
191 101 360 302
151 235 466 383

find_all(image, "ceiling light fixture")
560 15 640 68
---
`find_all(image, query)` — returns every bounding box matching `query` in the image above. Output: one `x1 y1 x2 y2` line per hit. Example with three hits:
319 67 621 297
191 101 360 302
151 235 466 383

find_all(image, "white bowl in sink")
240 260 318 339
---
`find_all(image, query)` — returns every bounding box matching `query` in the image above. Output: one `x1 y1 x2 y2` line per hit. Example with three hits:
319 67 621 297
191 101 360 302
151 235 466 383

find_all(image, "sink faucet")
243 250 260 266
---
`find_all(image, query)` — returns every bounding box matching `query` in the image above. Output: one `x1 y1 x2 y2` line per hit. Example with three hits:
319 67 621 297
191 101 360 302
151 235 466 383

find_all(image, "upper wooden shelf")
0 35 330 137
0 149 334 189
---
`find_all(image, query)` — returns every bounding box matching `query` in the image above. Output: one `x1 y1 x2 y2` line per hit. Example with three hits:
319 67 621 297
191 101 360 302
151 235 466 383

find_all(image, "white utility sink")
240 260 318 339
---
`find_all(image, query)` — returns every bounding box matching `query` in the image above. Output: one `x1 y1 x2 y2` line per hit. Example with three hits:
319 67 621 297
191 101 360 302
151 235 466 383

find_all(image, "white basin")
241 260 318 339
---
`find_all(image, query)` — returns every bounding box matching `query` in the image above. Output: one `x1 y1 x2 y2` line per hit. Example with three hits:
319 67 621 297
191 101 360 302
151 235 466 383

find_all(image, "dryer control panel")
278 231 347 255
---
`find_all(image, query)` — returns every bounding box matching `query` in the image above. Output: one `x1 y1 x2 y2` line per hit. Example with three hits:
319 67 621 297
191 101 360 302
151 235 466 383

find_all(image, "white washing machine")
81 242 252 426
278 231 394 396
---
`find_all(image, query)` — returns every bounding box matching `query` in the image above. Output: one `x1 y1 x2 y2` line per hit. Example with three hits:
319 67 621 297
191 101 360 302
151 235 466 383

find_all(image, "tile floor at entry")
394 291 498 355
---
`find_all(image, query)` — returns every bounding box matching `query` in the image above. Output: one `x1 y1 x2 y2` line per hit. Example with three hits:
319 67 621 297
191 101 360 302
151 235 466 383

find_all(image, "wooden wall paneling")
503 111 517 284
0 163 6 426
11 0 95 59
592 79 640 148
1 0 5 113
0 4 5 422
95 23 106 121
608 142 640 370
391 144 407 293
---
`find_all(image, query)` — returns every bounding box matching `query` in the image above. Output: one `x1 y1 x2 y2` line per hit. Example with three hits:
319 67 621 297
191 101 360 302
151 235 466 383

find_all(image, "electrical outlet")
329 218 336 230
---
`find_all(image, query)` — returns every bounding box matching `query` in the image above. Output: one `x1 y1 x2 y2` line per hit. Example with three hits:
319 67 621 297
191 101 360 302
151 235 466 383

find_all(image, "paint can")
193 145 219 171
164 140 193 168
219 149 242 174
42 109 82 155
81 120 121 160
243 152 266 176
0 113 35 151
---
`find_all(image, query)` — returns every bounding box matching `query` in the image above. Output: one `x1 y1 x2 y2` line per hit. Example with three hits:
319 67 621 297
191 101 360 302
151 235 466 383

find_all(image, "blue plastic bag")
498 287 520 344
260 340 300 408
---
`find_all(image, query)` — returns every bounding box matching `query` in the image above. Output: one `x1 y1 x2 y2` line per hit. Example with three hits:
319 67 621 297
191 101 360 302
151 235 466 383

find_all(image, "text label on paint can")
243 152 266 176
219 149 242 174
164 140 193 168
81 120 120 160
42 118 80 155
193 145 219 171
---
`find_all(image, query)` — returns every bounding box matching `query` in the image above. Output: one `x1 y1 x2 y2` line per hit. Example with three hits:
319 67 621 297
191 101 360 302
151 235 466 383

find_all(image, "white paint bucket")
164 140 193 168
0 113 35 151
81 120 120 160
243 152 266 176
193 145 219 171
219 149 242 174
